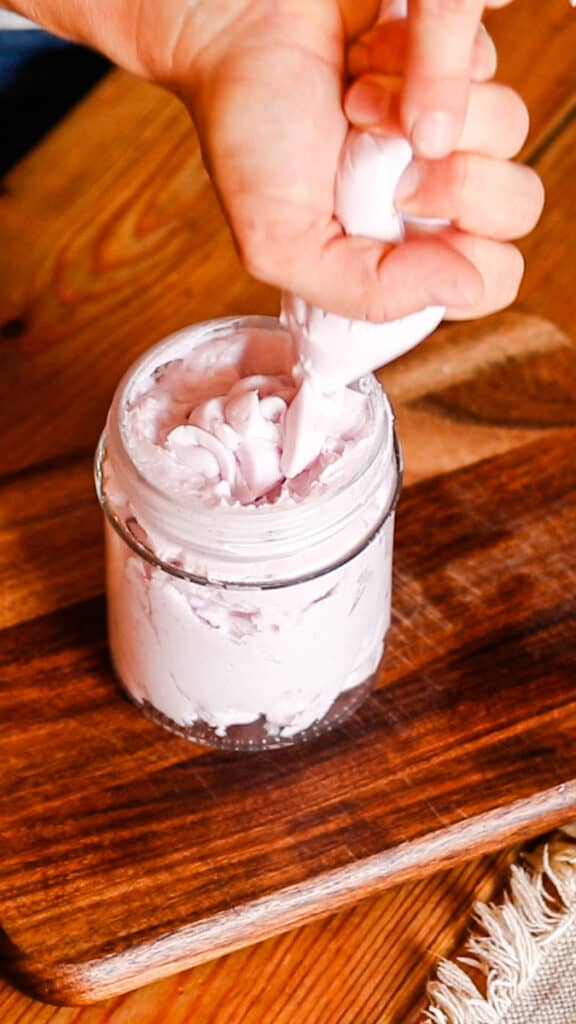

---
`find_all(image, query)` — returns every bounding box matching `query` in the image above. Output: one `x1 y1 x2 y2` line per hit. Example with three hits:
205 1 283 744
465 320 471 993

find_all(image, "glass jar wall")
95 316 402 750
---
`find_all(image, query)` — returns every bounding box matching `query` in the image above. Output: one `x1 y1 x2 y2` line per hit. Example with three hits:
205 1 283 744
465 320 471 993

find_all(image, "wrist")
0 0 236 87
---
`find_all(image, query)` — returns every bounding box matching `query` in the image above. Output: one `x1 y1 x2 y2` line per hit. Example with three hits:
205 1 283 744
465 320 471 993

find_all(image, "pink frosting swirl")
165 374 297 504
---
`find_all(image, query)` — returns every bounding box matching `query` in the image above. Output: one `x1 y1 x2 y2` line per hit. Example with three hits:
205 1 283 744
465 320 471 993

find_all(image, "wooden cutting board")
2 406 576 1005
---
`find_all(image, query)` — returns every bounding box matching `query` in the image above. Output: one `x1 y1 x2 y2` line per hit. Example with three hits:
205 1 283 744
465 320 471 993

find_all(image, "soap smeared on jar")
125 131 444 504
123 327 370 508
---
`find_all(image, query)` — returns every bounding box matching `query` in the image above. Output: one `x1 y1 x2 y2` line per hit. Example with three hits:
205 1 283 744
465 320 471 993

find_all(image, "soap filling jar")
94 316 402 750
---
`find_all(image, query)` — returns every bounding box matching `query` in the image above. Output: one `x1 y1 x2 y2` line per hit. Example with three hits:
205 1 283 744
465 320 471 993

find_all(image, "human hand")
345 16 544 320
173 1 518 323
3 0 544 325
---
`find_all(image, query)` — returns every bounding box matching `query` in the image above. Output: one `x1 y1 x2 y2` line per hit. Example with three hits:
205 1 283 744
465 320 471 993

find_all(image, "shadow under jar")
94 316 402 751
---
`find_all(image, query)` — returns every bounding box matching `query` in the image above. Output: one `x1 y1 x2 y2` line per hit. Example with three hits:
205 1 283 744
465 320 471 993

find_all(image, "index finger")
401 0 486 159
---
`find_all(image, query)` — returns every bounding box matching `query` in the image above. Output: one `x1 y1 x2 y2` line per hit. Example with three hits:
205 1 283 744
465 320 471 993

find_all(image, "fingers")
343 72 541 243
345 78 529 159
294 229 524 323
454 81 529 157
440 230 525 319
396 153 544 240
401 0 485 158
240 198 527 324
248 216 523 323
348 19 497 83
242 209 483 320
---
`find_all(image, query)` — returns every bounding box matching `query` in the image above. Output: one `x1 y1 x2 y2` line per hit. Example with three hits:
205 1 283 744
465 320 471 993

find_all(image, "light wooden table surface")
1 0 575 1019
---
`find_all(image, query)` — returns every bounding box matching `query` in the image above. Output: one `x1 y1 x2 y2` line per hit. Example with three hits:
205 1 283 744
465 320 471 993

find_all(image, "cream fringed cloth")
424 832 576 1024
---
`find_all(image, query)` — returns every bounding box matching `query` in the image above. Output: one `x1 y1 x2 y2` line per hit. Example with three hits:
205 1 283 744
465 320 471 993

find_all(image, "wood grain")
2 424 576 1004
0 0 575 1018
0 850 516 1024
0 457 103 629
382 312 576 486
519 118 576 340
0 72 276 480
485 0 576 160
0 0 574 484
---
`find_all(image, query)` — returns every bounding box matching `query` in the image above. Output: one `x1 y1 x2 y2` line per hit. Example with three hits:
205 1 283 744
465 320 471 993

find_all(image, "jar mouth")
95 430 403 590
96 314 402 585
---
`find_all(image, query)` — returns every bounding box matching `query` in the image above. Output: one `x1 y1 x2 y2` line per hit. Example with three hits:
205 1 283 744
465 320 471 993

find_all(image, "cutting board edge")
6 779 576 1006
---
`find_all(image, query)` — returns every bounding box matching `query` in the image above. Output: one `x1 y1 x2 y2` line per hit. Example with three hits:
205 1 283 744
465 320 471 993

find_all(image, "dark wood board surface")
2 418 576 1004
1 0 575 1017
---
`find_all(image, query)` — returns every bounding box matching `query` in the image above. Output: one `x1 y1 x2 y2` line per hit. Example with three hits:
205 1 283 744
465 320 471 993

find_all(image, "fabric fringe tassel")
424 834 576 1024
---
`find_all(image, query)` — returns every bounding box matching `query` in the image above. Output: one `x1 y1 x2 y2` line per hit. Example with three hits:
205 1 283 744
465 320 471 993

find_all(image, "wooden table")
1 0 575 1019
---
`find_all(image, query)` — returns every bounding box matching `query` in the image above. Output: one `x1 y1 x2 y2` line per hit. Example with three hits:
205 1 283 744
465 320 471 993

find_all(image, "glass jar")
94 315 402 751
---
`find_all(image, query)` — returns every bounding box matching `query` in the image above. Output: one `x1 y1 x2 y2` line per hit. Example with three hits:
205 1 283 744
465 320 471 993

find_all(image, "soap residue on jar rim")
96 316 402 746
99 317 399 588
119 318 372 510
113 317 395 514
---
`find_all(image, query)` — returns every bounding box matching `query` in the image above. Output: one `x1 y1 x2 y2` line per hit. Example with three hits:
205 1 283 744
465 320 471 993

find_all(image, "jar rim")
95 430 403 590
96 314 402 584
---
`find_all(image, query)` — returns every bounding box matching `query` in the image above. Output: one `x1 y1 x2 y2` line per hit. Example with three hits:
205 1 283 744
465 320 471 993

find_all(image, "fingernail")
430 273 483 307
395 160 422 203
345 80 389 127
411 111 455 159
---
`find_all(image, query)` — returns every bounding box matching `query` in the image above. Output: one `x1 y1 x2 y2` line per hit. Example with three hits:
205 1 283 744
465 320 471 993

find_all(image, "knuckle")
447 153 472 209
420 0 477 14
237 231 270 282
367 267 395 321
373 254 407 320
236 221 284 285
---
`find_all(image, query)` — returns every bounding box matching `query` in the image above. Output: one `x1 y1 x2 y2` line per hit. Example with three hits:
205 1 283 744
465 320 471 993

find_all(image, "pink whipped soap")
100 125 441 746
281 130 445 476
120 324 369 513
121 130 444 507
102 320 398 743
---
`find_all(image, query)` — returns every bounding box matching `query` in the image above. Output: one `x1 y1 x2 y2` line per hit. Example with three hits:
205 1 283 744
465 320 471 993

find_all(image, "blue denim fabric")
0 29 109 173
0 28 71 89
